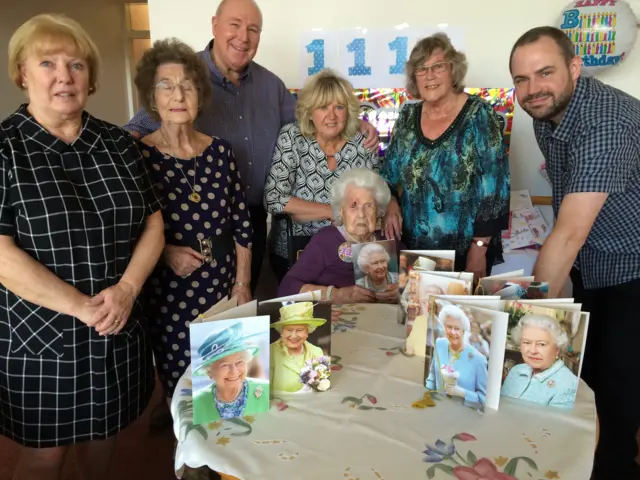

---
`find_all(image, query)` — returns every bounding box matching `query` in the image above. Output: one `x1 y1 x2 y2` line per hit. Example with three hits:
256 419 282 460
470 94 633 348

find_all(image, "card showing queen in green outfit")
190 317 271 425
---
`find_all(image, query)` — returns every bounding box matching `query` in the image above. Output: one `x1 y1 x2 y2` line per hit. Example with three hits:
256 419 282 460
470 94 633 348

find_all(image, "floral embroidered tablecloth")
171 304 596 480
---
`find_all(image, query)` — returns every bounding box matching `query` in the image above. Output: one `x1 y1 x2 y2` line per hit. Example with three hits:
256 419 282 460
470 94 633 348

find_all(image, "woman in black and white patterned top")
264 69 380 282
0 14 164 478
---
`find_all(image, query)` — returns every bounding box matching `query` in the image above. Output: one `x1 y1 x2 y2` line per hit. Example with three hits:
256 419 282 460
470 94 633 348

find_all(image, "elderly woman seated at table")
501 314 578 408
264 69 381 283
355 243 399 292
192 323 269 424
277 169 403 304
270 302 327 393
426 304 487 408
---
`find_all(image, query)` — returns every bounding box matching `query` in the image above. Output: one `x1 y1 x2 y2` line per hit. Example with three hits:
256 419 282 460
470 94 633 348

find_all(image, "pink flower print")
453 458 517 480
276 401 288 411
386 351 394 356
453 433 476 442
547 379 556 388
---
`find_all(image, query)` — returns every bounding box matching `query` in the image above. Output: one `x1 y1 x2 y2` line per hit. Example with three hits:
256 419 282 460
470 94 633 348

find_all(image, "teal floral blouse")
382 95 510 256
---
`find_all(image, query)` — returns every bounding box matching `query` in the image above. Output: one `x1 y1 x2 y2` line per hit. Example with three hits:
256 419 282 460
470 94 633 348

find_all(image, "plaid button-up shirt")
533 76 640 289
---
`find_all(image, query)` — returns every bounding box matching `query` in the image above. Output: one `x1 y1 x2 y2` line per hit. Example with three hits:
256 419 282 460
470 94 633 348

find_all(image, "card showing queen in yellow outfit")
259 302 332 394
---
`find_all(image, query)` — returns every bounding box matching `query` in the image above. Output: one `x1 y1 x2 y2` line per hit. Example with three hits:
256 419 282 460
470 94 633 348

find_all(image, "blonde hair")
295 69 360 139
8 13 102 94
405 33 467 97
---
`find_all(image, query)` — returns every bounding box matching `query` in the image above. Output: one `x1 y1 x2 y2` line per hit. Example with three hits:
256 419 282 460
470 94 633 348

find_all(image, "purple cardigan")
277 226 405 297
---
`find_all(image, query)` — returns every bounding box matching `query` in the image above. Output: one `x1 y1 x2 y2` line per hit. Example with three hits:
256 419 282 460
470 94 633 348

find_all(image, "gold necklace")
160 131 201 203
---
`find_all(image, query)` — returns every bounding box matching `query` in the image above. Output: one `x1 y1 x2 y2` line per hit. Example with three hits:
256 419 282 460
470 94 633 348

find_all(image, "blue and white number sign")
300 27 464 88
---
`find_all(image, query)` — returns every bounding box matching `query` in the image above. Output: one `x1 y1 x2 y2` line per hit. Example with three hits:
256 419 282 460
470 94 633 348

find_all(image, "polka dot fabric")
140 137 253 396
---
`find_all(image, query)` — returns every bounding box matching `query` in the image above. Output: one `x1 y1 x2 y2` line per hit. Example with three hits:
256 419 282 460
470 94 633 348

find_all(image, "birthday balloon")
558 0 638 76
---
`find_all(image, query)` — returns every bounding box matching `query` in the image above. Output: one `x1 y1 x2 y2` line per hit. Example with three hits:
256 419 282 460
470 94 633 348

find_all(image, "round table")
171 303 596 479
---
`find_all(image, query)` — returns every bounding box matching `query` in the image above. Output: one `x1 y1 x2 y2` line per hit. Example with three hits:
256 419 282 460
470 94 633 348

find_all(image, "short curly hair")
134 38 212 121
295 69 360 139
405 33 468 97
510 313 569 351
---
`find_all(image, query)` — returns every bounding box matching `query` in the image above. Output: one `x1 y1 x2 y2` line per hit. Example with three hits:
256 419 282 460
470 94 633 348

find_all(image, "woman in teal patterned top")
382 33 510 277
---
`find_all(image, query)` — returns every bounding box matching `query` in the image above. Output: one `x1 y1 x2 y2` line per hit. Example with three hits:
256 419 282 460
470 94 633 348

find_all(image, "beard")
520 81 574 122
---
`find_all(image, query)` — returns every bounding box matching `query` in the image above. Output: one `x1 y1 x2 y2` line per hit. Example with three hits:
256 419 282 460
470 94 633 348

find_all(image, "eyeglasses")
415 61 450 76
154 79 198 95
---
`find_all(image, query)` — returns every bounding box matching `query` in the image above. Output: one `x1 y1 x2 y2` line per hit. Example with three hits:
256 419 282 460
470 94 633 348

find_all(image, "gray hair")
356 242 389 272
510 314 569 351
437 303 471 346
330 168 391 224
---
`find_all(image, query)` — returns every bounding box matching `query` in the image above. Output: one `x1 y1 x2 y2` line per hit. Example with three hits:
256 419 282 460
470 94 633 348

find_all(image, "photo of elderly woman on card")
501 313 579 408
267 302 331 393
191 320 270 425
426 304 488 410
352 240 399 293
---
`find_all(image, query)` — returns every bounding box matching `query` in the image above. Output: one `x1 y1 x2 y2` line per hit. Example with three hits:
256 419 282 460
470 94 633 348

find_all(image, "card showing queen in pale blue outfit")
425 301 509 413
501 311 587 409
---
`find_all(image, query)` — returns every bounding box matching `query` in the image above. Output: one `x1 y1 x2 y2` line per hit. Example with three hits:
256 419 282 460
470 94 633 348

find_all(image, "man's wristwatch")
474 240 487 249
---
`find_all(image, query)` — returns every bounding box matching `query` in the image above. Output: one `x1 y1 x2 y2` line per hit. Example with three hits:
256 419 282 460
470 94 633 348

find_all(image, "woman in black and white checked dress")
0 14 164 479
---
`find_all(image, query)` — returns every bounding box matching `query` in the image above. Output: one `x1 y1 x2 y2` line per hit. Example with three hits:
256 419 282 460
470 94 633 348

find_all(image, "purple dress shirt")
278 226 404 296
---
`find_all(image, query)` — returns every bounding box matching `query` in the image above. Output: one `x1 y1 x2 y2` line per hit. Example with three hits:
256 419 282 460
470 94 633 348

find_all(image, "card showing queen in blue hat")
190 317 270 425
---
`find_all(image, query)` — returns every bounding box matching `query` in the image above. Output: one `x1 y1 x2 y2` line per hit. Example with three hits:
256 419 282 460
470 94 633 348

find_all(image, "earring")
21 83 26 88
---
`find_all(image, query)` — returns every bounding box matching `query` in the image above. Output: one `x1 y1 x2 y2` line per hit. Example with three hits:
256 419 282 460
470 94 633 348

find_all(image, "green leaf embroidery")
225 417 253 436
467 450 477 465
184 423 208 441
504 456 538 476
358 405 373 410
195 425 208 439
374 407 387 410
341 396 362 405
426 463 455 479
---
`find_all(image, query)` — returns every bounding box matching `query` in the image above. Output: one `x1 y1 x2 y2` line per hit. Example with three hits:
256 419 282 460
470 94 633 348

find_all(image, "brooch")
254 385 263 398
338 242 353 263
546 380 556 389
468 352 474 360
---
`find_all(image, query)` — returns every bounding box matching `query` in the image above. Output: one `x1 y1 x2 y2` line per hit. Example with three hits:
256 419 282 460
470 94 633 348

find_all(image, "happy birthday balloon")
558 0 638 76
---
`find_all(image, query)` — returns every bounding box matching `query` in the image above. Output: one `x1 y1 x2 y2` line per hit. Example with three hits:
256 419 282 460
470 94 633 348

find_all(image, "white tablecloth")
171 304 596 479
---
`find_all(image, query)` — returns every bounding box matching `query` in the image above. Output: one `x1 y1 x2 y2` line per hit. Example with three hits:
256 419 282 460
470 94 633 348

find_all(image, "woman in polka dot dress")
134 40 253 407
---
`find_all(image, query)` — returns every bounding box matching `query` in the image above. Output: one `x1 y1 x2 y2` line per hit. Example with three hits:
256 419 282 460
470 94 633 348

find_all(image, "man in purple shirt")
125 0 379 295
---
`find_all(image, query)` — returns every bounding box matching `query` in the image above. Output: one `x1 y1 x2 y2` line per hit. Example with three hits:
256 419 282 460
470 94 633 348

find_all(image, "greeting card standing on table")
501 301 589 409
478 270 549 300
427 297 509 413
189 300 271 425
351 239 399 293
398 250 455 324
258 301 332 394
404 271 474 357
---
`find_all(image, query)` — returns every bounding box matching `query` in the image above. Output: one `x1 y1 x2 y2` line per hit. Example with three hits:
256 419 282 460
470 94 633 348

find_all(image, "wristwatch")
474 240 487 248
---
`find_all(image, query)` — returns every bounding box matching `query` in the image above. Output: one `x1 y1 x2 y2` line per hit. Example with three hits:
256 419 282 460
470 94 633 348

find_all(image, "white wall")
0 0 138 126
148 0 640 197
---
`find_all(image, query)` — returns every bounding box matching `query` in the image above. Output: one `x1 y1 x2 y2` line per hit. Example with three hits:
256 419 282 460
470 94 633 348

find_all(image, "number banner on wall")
299 27 464 88
287 87 515 156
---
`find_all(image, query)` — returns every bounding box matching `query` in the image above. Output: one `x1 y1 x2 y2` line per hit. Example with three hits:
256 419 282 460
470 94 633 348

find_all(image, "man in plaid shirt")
510 26 640 479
